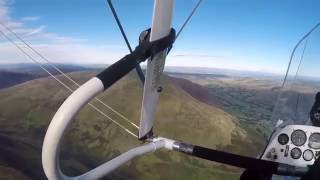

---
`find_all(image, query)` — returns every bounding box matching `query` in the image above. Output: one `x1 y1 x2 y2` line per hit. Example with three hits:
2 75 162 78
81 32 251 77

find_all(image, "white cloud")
0 41 127 64
0 0 88 43
26 43 127 64
0 0 127 65
25 25 46 36
21 16 40 22
170 51 225 59
0 0 285 74
167 50 285 74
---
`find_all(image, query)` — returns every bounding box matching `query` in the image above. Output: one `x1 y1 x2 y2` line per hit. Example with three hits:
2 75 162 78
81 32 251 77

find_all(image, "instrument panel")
261 125 320 167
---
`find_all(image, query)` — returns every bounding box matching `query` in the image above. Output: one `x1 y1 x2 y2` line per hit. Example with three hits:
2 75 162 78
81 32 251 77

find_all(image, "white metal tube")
76 140 165 180
41 77 169 180
42 77 104 179
139 0 175 139
42 0 176 178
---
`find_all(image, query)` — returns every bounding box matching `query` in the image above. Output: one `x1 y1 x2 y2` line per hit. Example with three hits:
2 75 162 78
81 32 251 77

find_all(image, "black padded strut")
192 145 279 173
310 92 320 127
96 28 175 90
173 141 308 178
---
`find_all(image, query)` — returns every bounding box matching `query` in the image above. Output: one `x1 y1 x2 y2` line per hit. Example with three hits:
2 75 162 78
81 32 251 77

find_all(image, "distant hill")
164 66 282 79
0 63 90 74
169 76 222 107
0 64 91 89
0 71 264 180
0 71 37 89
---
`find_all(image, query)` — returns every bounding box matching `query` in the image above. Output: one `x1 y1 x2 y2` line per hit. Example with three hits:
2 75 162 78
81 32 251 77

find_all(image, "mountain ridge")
0 71 263 179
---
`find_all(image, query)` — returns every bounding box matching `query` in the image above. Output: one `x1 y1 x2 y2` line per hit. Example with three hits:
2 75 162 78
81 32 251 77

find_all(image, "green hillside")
0 71 265 180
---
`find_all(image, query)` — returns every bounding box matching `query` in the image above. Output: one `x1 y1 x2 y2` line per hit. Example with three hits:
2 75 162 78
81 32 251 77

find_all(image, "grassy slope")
0 71 263 179
176 75 278 154
0 165 32 180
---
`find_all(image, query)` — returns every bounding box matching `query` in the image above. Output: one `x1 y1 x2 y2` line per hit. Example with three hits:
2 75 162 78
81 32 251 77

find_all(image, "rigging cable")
0 27 138 138
106 0 145 83
106 0 203 55
0 22 139 130
0 0 204 137
176 0 203 40
167 0 203 53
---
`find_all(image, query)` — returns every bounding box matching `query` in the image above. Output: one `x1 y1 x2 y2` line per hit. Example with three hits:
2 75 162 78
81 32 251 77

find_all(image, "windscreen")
271 24 320 127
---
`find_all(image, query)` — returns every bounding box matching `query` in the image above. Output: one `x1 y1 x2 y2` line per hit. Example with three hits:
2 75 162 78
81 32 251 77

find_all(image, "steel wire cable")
0 22 139 130
106 0 203 55
176 0 203 40
0 27 138 138
107 0 145 83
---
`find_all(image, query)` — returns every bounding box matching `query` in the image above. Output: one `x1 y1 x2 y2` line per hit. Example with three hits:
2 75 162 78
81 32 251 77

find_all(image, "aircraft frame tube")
42 77 103 179
42 1 176 179
172 141 309 176
139 0 175 139
42 77 167 180
96 52 141 90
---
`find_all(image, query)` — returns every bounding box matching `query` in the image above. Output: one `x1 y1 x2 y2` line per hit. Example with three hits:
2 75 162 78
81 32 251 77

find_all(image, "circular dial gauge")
303 149 314 161
278 133 289 145
291 147 302 159
308 133 320 149
291 130 307 146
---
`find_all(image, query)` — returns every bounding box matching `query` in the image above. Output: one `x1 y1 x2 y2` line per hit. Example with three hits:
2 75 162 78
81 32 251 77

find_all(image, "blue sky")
0 0 319 74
